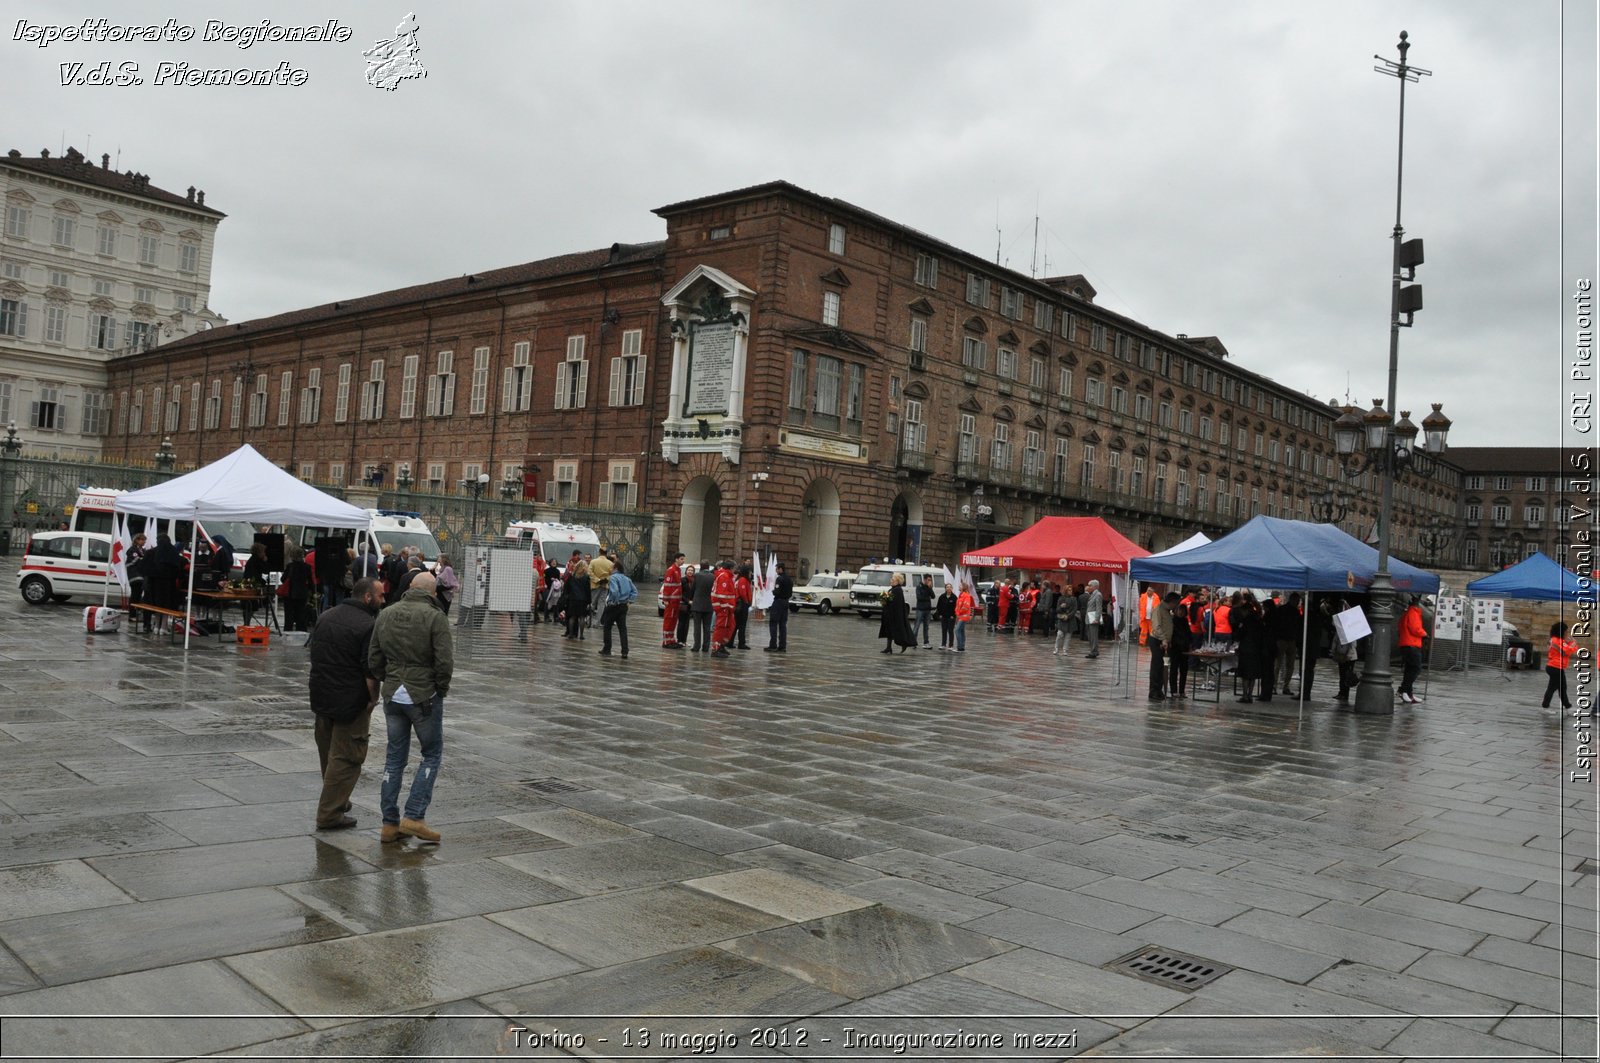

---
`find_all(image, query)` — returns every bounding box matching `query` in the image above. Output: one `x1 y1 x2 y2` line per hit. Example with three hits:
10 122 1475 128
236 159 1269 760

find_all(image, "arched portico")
797 478 841 581
679 476 723 563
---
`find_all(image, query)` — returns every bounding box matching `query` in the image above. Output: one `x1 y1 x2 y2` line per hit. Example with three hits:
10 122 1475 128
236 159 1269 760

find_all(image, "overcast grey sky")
7 0 1595 448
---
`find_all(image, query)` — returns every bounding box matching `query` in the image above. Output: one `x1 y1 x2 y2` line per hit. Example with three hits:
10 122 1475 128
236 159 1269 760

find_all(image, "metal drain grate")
1106 946 1232 992
247 694 299 705
1577 860 1599 877
521 778 589 795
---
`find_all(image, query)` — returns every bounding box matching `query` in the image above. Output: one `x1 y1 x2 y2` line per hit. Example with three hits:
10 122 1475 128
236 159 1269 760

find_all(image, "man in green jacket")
369 572 453 843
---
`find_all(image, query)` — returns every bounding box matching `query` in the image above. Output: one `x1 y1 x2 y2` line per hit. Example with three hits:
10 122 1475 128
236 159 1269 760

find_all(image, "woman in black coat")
564 561 590 640
1234 593 1274 703
878 573 917 653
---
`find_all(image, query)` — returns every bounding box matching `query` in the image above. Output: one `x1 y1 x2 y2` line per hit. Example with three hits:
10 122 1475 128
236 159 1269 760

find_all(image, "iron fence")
0 454 179 553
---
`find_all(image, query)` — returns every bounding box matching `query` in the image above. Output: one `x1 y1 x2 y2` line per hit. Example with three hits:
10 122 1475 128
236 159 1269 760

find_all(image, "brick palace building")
102 181 1462 580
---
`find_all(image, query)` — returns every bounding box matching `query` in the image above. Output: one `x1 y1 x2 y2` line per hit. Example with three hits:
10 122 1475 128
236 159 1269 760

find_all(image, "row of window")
1469 540 1556 567
296 459 639 508
0 262 197 309
2 206 199 271
113 331 648 436
0 379 107 434
1464 475 1557 492
1463 501 1571 524
0 299 178 350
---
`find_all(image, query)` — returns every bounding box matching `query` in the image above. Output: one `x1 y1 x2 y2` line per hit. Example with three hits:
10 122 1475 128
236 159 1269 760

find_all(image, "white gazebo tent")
113 445 373 649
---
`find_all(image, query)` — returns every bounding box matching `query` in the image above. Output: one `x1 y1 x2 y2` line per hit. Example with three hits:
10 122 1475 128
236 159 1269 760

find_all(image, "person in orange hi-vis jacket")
1396 596 1427 704
1544 621 1580 710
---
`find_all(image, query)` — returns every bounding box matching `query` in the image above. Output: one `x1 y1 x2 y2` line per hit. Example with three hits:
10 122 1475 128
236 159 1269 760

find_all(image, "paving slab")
488 884 788 968
87 835 380 901
0 960 306 1058
843 875 1009 925
0 859 133 921
496 836 731 895
0 811 198 869
684 868 874 923
717 906 1013 1000
956 947 1189 1029
222 916 586 1026
281 857 576 934
0 885 347 986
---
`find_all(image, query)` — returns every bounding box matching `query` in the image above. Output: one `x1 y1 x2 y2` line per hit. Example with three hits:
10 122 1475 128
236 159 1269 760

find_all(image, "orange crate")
236 625 271 646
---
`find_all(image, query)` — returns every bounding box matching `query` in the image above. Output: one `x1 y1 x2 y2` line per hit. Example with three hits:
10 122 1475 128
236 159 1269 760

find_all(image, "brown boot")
380 823 401 843
399 818 441 843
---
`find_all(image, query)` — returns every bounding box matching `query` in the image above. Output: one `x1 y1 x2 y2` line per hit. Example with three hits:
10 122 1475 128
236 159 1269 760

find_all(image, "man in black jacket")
306 577 383 831
689 560 715 653
914 575 935 647
765 561 794 653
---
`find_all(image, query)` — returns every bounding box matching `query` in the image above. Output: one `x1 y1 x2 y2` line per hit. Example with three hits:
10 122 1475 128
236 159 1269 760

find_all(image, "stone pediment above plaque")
819 267 850 288
998 329 1021 346
907 297 935 316
963 316 987 334
663 263 758 312
784 325 876 357
958 395 983 413
1029 339 1051 356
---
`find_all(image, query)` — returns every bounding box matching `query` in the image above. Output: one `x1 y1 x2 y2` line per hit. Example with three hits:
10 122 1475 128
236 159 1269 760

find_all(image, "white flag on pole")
109 512 132 595
940 564 957 593
753 551 776 610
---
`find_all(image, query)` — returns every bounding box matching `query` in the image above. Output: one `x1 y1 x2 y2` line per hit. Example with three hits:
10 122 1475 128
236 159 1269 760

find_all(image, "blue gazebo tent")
1465 551 1596 603
1130 516 1440 716
1130 516 1440 594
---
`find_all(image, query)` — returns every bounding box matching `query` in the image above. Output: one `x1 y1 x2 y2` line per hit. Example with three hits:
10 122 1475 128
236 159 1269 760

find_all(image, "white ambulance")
504 521 604 566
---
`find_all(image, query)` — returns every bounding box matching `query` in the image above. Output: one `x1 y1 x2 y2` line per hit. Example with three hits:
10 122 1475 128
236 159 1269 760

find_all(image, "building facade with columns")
1 146 226 460
103 181 1459 580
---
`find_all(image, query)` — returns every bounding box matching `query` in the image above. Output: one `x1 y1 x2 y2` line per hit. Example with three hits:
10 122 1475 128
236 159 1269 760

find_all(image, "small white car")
17 531 114 605
789 571 858 615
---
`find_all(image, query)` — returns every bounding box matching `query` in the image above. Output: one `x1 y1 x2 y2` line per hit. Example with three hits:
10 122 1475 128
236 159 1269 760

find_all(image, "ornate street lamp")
960 484 993 552
155 437 176 472
1417 516 1454 568
396 466 414 492
1311 486 1351 525
500 466 523 500
462 471 490 540
1 421 22 458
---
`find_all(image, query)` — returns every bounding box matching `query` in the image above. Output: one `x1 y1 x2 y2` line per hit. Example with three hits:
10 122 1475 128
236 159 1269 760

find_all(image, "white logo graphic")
363 12 425 91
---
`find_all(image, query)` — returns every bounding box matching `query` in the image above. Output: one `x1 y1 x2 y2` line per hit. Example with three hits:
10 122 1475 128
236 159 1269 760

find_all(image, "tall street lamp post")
462 471 490 541
961 485 992 553
1330 31 1443 716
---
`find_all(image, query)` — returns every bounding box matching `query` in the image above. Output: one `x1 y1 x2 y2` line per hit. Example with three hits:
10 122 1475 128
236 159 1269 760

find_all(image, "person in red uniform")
1018 583 1037 635
1396 596 1427 704
997 580 1015 633
661 552 685 648
1544 621 1579 710
710 560 738 657
733 563 754 649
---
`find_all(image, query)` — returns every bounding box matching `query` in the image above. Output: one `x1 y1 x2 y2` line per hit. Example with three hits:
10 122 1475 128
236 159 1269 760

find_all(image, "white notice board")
1471 598 1506 645
1434 596 1465 641
486 548 536 612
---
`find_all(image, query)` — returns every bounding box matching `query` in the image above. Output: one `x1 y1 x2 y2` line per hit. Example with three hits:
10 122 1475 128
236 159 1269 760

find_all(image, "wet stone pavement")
0 576 1595 1062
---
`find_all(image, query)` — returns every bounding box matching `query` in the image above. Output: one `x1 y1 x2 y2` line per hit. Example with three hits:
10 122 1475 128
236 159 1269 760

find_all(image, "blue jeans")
382 693 444 824
955 619 967 651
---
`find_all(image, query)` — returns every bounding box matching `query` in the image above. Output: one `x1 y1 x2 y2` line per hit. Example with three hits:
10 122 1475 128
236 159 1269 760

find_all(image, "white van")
848 563 950 618
367 510 442 568
504 521 603 566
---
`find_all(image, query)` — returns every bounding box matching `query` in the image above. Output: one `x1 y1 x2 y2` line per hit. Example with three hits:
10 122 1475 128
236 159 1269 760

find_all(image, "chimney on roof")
7 150 19 159
40 149 49 158
186 186 195 202
102 153 110 169
196 190 204 205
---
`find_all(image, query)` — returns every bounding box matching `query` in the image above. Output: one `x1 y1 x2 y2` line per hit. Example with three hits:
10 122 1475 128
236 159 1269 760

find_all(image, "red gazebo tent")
960 516 1149 572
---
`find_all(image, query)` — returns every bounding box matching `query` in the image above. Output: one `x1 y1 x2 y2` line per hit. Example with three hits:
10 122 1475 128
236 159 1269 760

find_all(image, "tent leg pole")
183 523 199 652
101 512 115 609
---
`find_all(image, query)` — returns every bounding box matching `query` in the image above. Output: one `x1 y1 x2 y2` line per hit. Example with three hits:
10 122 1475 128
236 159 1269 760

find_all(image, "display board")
486 547 536 612
1434 596 1465 641
1471 598 1506 645
1333 604 1371 645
